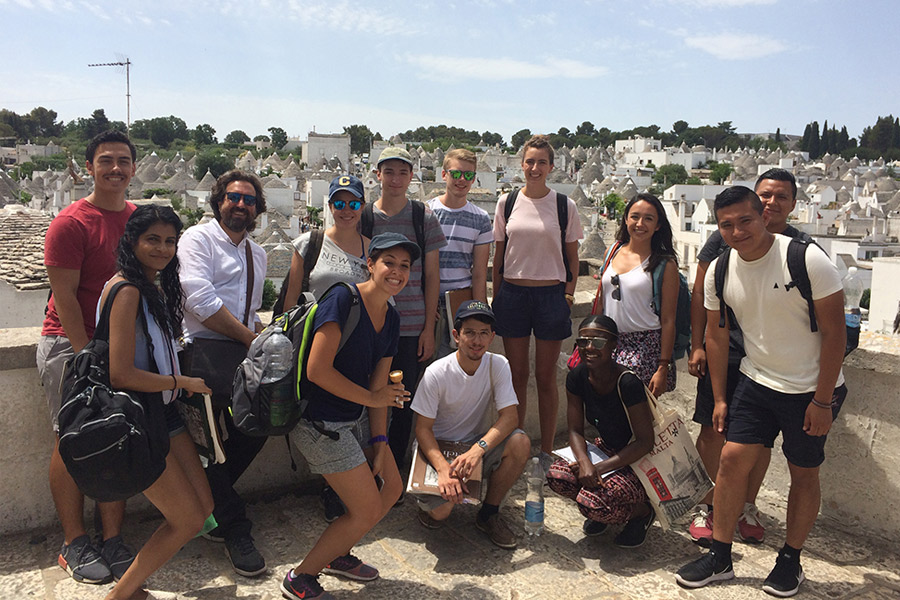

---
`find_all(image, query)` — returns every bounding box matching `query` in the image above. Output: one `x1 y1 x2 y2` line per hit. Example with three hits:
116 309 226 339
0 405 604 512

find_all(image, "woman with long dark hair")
597 193 678 397
99 205 213 600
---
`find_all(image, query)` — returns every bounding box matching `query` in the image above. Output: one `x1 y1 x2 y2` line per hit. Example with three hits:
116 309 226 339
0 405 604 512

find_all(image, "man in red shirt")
37 130 137 585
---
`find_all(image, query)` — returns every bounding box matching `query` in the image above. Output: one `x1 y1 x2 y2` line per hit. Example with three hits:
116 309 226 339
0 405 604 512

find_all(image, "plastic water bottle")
261 331 293 426
524 457 545 536
843 267 863 354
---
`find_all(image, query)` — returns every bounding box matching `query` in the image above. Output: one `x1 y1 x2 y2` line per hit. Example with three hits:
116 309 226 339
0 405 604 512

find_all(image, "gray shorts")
414 428 527 511
36 335 74 433
290 411 372 475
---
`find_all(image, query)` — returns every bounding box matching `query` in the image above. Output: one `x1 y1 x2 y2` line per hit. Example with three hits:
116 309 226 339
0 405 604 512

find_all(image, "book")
552 442 617 479
406 440 482 503
175 394 226 464
444 288 473 349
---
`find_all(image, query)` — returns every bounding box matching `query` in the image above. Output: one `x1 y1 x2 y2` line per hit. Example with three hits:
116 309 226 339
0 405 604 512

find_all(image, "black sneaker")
58 534 112 584
762 556 805 597
675 551 735 588
201 525 225 543
100 535 135 581
281 569 335 599
224 532 267 577
614 507 654 548
321 486 345 523
582 519 608 537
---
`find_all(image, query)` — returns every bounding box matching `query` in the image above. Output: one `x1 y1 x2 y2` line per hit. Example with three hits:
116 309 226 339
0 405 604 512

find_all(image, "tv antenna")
88 57 131 132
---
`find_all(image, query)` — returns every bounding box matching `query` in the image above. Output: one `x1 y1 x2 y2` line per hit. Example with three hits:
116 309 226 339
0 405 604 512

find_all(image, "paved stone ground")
3 462 899 600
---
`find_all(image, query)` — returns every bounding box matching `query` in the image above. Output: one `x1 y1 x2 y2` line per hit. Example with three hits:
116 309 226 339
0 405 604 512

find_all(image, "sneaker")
58 534 113 584
688 504 714 547
202 525 225 543
417 507 444 530
582 519 608 537
100 535 135 581
614 507 655 548
321 486 345 523
762 556 805 597
738 503 765 543
475 513 517 550
281 569 335 599
675 551 735 588
322 553 379 581
224 533 267 577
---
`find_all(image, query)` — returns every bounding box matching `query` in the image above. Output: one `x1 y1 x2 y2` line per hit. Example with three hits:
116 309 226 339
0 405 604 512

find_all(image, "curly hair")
615 192 677 274
116 205 184 338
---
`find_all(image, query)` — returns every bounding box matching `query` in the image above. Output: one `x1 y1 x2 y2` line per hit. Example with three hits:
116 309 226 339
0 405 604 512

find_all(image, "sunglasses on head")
225 192 257 206
448 169 476 181
575 336 613 351
611 273 622 301
331 199 363 211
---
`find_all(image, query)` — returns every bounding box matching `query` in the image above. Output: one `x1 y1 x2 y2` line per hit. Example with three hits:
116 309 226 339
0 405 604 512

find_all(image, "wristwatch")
477 439 488 451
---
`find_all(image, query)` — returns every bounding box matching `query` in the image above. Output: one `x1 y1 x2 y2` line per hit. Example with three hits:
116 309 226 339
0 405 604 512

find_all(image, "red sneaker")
688 504 713 547
738 503 765 543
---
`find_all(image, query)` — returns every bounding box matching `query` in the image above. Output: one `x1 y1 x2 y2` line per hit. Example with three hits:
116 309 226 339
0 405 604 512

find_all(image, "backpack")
232 282 362 436
57 281 170 502
499 188 573 282
360 200 427 290
272 228 325 316
713 237 858 357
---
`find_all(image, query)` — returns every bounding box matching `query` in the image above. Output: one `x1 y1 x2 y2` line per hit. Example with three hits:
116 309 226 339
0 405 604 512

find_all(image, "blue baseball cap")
455 300 495 324
329 175 365 201
368 232 421 261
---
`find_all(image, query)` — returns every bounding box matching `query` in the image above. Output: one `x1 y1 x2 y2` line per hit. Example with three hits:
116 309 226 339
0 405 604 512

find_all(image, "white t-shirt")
704 234 844 394
411 352 518 441
291 231 369 299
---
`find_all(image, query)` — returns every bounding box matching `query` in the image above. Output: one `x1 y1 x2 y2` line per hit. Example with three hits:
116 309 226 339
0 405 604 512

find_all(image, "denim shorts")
290 411 371 475
491 282 571 340
726 373 847 468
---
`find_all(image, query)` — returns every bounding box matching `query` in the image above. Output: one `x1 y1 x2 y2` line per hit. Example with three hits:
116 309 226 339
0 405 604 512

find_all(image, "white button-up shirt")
178 219 267 343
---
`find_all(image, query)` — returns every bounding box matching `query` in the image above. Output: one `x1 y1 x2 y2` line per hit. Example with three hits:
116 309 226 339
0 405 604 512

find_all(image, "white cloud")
282 0 412 36
684 33 787 60
669 0 777 6
402 54 607 82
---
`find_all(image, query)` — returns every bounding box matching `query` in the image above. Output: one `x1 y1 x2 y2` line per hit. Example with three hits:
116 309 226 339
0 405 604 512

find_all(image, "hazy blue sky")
2 0 897 144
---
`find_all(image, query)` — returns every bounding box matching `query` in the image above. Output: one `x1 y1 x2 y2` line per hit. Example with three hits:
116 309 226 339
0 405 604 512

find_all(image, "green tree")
224 130 250 145
481 131 505 147
307 206 323 227
261 279 277 311
268 126 288 150
775 128 782 143
253 134 270 142
343 124 376 154
576 121 597 138
672 120 689 135
511 128 532 151
709 161 733 184
652 164 689 187
194 150 234 180
142 187 175 199
25 107 63 138
809 121 821 159
192 123 217 146
603 192 625 219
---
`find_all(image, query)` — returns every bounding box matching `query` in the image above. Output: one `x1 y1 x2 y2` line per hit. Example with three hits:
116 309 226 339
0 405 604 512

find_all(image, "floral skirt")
613 329 676 392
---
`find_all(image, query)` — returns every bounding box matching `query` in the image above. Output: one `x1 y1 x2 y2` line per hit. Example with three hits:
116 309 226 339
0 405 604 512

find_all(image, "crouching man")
410 300 531 549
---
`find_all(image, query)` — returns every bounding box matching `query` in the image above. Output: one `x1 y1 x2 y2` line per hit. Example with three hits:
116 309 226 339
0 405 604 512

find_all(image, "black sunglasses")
611 273 622 301
448 169 476 181
225 192 257 206
331 199 363 211
575 336 613 351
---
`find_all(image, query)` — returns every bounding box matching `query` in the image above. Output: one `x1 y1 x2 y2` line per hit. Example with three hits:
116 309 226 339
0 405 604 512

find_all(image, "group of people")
36 129 847 599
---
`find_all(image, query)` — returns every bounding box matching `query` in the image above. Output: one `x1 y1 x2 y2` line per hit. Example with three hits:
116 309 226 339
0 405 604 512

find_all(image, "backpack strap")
714 247 733 329
360 202 374 238
649 258 668 316
336 282 361 353
785 238 818 333
302 229 325 294
556 193 573 283
360 201 427 291
94 280 136 343
590 240 622 314
498 188 519 279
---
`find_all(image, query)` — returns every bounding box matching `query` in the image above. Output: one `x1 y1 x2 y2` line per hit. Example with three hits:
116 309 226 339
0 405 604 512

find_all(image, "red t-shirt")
41 199 136 338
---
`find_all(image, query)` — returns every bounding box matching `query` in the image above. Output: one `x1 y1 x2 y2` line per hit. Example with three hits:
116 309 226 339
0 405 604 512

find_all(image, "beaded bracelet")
368 435 388 446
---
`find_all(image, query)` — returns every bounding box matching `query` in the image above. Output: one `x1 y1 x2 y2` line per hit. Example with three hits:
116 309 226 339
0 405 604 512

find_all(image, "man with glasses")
427 148 492 358
411 301 530 549
177 170 269 578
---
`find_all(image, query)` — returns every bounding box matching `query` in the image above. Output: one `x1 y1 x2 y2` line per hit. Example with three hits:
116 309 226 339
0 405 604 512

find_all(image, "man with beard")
410 301 530 549
177 170 268 577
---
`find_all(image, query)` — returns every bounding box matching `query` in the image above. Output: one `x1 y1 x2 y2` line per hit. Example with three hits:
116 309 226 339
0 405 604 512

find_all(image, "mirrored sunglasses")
225 192 257 206
448 169 476 181
331 199 363 211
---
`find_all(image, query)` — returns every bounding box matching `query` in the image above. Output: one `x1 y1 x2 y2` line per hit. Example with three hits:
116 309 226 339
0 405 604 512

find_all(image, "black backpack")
498 188 573 282
272 228 325 316
360 199 427 290
57 281 170 502
713 237 858 357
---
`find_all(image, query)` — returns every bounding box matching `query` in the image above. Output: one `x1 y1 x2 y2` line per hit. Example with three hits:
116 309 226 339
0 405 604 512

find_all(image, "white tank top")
601 259 660 333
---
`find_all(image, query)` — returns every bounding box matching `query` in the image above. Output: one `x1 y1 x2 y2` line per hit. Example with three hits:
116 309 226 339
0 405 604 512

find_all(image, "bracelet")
171 374 178 391
368 435 388 446
658 358 671 365
810 398 833 410
564 293 575 303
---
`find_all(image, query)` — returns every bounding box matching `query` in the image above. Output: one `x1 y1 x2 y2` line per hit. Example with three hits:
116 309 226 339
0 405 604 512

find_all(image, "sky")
2 0 898 145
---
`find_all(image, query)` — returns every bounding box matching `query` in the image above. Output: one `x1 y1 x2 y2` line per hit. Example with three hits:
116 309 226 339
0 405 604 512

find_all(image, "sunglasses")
611 273 622 301
448 169 476 181
331 199 363 211
575 336 613 351
225 192 257 206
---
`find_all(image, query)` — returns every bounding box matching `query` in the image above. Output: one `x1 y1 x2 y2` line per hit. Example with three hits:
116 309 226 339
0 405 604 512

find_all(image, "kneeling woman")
547 315 656 548
283 233 416 600
101 205 214 600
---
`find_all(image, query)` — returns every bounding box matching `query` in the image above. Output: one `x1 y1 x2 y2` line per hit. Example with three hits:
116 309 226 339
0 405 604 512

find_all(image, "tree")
511 128 532 151
268 126 288 150
25 107 63 138
709 161 733 184
194 150 234 180
808 121 820 159
603 192 625 219
342 124 375 154
192 123 217 146
253 134 270 142
652 164 689 187
481 131 504 147
775 128 782 143
224 130 250 145
672 120 689 135
576 121 597 138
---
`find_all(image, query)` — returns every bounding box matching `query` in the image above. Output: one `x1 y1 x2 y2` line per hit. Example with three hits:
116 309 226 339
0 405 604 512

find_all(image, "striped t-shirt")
369 200 447 337
426 197 493 294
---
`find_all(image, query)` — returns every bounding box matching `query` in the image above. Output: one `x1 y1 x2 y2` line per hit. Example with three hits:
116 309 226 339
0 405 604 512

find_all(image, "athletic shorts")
726 373 847 469
291 411 372 475
692 360 743 427
492 282 571 340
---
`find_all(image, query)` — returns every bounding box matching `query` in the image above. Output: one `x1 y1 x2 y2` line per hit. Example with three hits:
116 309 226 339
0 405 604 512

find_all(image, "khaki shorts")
36 335 73 433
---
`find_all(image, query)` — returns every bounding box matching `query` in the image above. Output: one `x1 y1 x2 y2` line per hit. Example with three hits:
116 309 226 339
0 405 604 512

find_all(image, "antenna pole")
88 59 131 133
